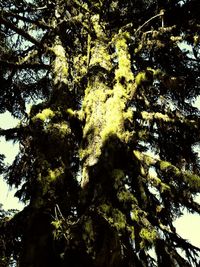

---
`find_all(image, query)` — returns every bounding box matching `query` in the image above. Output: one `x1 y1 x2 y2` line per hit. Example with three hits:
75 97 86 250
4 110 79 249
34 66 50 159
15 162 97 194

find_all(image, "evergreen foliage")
0 0 200 266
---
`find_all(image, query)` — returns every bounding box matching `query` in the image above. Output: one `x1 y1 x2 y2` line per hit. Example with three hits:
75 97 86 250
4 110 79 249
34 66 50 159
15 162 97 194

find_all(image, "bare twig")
135 10 165 35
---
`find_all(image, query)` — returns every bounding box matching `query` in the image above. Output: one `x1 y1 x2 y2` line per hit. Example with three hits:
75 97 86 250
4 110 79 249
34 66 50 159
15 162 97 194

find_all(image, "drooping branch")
0 127 23 140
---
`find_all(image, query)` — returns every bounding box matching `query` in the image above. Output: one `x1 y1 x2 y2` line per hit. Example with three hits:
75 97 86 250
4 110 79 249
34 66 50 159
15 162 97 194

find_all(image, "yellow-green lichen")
91 14 106 39
73 54 87 82
66 108 75 117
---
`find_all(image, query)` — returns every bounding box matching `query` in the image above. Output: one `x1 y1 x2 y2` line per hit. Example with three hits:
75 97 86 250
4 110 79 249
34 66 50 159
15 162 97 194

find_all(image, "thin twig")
135 11 164 35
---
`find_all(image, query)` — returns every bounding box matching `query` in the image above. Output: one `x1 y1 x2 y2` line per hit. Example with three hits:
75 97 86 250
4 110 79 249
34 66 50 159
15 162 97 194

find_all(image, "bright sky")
0 112 24 210
0 99 200 249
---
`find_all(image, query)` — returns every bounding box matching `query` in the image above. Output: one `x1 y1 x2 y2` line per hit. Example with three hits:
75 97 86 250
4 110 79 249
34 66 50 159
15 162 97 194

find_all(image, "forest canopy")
0 0 200 266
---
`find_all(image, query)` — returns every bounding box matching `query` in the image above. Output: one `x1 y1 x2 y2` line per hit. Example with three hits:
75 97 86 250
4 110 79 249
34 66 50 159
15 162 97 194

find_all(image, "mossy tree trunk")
0 1 200 267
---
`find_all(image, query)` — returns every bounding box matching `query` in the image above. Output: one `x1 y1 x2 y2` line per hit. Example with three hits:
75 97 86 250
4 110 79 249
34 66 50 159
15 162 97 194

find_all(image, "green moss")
98 204 127 230
112 209 126 230
33 108 55 122
114 33 134 85
112 169 124 189
135 68 163 87
139 227 157 244
160 161 172 170
66 108 75 117
117 190 137 203
84 219 94 240
49 122 71 136
135 72 147 86
183 171 200 189
160 182 170 192
48 167 63 181
131 206 142 222
50 37 69 85
99 203 111 213
80 31 135 187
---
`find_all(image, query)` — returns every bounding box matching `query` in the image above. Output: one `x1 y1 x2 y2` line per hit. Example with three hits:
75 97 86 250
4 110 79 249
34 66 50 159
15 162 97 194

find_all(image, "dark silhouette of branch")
2 10 49 30
0 16 41 46
0 59 50 70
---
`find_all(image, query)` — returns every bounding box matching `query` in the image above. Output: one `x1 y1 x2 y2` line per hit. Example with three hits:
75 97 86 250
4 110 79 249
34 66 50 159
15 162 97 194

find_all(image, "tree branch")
0 16 41 47
135 10 165 35
0 59 50 70
2 10 49 30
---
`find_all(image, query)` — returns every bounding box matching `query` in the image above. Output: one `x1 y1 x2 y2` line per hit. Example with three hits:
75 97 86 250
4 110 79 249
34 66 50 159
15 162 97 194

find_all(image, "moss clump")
112 169 125 189
114 32 134 95
33 108 55 122
183 171 200 190
83 218 95 242
117 190 137 204
47 122 71 138
48 167 64 181
98 204 127 231
135 71 148 86
160 161 172 170
135 68 163 87
139 227 157 245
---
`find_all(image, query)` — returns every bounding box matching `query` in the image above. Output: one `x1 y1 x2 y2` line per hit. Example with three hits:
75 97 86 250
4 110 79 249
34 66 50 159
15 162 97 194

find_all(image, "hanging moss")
98 204 127 231
183 171 200 190
117 190 137 204
139 227 157 246
83 218 95 244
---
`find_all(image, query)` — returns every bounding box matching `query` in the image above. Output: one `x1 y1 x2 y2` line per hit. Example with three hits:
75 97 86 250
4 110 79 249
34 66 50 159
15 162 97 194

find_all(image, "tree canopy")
0 0 200 266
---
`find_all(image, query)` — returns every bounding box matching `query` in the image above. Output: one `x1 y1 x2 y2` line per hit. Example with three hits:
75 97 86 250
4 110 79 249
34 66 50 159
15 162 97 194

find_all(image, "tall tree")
0 0 200 266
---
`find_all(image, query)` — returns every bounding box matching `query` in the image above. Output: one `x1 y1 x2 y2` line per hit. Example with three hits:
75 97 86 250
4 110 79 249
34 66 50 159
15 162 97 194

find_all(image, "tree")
0 0 200 266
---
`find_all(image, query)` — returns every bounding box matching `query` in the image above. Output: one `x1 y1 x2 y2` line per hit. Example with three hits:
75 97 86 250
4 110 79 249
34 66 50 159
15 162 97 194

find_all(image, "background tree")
0 0 200 266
